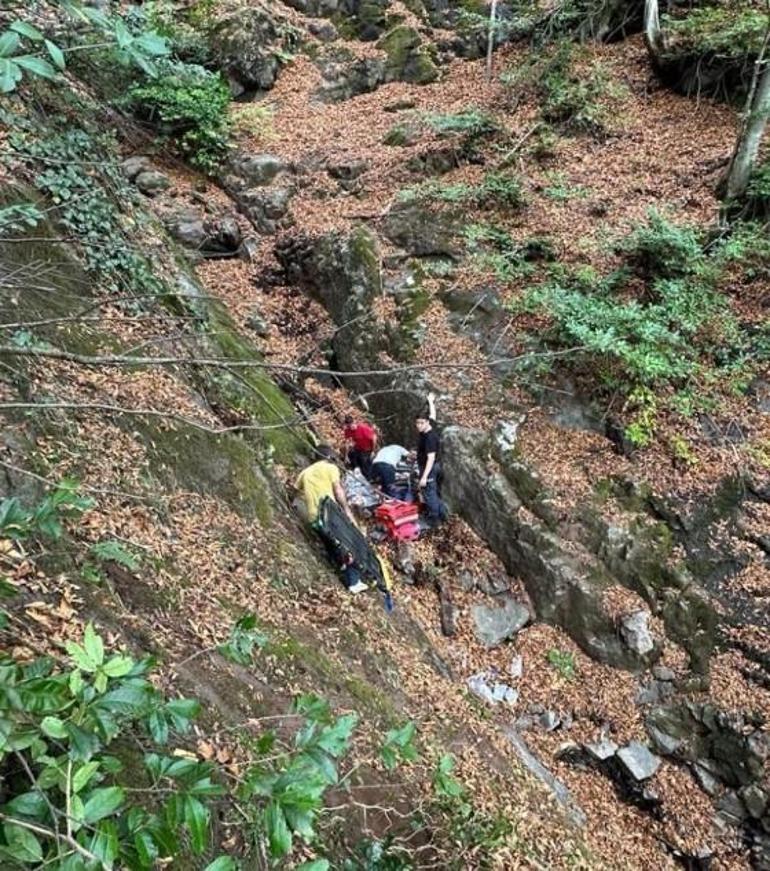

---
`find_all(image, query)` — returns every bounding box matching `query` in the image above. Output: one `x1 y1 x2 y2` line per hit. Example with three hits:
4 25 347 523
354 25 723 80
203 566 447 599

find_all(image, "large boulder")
377 25 439 85
315 48 387 102
166 210 243 258
210 7 300 94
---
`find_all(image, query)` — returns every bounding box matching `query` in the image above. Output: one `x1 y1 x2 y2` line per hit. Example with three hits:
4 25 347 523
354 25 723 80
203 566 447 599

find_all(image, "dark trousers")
420 465 448 525
371 461 398 497
317 527 361 589
348 448 373 480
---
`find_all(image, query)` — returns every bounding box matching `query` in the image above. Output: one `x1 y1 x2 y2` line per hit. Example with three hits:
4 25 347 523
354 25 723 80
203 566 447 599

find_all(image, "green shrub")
663 3 767 56
400 171 525 211
547 648 576 680
504 42 623 136
465 223 555 282
621 210 705 280
126 61 231 172
420 109 500 140
516 264 736 390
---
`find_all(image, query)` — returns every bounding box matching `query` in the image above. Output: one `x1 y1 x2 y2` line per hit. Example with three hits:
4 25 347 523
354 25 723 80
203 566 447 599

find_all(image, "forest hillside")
0 0 768 868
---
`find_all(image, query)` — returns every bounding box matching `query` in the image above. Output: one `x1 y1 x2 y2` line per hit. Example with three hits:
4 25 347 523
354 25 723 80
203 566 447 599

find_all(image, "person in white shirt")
371 444 410 497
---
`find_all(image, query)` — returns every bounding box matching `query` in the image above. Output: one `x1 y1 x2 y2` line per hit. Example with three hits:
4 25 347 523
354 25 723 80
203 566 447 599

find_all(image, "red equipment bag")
375 500 419 528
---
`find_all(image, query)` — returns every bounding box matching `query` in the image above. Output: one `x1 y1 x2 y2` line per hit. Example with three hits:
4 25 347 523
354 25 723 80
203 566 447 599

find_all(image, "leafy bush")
126 61 231 172
0 624 222 868
0 480 93 541
0 202 43 234
400 172 525 210
621 210 705 280
744 162 770 215
465 223 555 282
504 42 622 136
516 264 737 390
420 109 500 140
0 10 168 94
663 3 767 56
10 126 164 296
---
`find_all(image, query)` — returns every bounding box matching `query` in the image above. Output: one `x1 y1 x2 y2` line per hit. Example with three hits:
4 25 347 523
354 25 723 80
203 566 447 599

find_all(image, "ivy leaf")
10 21 44 42
5 791 47 818
73 761 101 793
44 39 65 70
264 801 292 858
14 55 58 80
134 829 158 867
83 786 124 823
2 820 43 863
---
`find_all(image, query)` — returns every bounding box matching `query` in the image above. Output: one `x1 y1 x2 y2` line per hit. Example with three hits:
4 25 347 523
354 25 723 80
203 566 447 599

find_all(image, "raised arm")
426 392 437 422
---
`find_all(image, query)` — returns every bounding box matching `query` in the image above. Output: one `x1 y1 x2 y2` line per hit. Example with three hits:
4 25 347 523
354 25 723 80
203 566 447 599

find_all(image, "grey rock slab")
652 665 675 682
717 790 748 825
617 741 661 781
228 153 286 188
647 723 683 757
471 595 530 648
509 654 523 679
122 155 152 180
741 784 768 819
134 169 170 196
620 609 655 656
538 710 560 732
585 737 618 762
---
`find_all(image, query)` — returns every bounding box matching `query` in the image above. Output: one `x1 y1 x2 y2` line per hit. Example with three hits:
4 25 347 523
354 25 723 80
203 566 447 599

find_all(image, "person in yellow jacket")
294 445 367 593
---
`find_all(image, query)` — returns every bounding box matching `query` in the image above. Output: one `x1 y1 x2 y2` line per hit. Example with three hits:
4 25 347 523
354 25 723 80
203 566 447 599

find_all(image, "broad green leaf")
380 745 398 771
3 820 42 863
264 801 291 858
102 655 133 678
73 761 100 793
45 39 65 70
10 21 44 42
113 20 131 49
40 715 67 739
147 710 168 745
69 793 85 830
4 791 47 818
0 59 22 93
14 55 57 79
87 818 119 866
65 722 100 761
296 861 330 871
183 795 208 854
83 623 104 666
66 641 95 673
83 785 124 823
69 669 84 694
134 829 158 867
204 858 237 871
316 713 357 757
0 32 21 58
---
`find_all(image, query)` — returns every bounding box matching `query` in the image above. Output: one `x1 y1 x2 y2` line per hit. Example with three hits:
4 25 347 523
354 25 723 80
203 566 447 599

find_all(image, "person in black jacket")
415 392 447 527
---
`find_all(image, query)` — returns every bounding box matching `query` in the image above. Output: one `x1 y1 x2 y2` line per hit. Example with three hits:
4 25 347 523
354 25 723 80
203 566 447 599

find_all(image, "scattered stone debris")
467 669 519 706
617 741 661 781
619 609 656 655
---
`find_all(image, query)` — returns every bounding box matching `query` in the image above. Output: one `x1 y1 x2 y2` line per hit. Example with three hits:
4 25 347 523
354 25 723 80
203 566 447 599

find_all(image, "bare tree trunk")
644 0 664 54
724 34 770 201
485 0 499 83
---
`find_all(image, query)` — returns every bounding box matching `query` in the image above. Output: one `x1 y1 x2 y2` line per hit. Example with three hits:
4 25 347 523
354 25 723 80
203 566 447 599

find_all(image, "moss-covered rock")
378 25 440 84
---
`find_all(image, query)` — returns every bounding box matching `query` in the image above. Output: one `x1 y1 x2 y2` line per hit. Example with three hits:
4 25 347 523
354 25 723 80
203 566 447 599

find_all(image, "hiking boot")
347 581 369 594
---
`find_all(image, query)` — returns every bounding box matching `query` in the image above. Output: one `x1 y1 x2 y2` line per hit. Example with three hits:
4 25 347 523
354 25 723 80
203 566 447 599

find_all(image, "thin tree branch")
0 344 587 379
0 812 107 870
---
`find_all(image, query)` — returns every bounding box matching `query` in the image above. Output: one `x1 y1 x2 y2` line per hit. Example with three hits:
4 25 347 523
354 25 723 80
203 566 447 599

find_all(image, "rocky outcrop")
222 152 295 234
381 200 462 257
441 425 657 669
210 6 300 94
165 209 243 258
